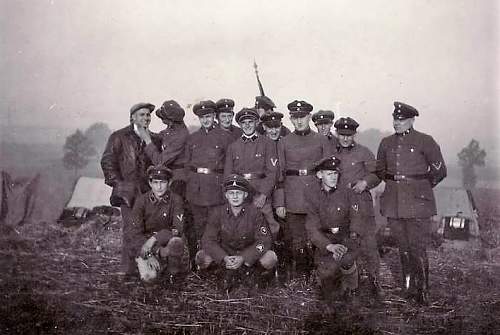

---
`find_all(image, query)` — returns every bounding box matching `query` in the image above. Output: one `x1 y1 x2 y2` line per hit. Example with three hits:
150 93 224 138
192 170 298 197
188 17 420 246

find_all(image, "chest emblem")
256 243 264 252
432 162 442 170
331 227 339 234
176 214 184 222
260 226 268 235
352 204 359 212
271 158 278 166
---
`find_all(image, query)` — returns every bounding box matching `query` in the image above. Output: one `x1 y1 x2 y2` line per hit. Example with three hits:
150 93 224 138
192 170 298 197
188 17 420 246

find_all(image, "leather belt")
189 166 223 174
286 169 315 176
385 173 428 181
242 173 265 180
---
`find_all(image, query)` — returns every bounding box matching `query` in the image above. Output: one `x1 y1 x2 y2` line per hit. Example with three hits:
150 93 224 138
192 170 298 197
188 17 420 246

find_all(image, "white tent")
66 177 112 209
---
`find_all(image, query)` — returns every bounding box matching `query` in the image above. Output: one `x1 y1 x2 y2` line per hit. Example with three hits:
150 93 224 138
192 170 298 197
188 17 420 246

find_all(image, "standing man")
101 102 158 278
312 110 335 140
184 100 233 267
376 101 447 304
216 98 242 141
145 100 189 197
276 100 333 278
334 117 382 300
255 96 291 136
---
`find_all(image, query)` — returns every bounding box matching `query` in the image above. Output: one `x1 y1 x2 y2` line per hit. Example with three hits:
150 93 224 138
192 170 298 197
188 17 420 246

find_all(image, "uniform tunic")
335 142 380 190
217 124 243 142
376 129 447 219
224 135 278 198
201 203 272 266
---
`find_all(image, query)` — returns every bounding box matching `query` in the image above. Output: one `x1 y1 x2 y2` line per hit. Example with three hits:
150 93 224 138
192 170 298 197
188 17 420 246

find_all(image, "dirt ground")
1 191 500 335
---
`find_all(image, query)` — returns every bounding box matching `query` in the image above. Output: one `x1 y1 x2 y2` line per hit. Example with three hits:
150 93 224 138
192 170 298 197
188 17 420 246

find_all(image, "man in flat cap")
145 100 189 197
101 102 160 278
305 156 364 303
224 108 280 237
196 174 277 290
376 101 447 304
334 116 382 300
184 100 234 268
275 100 335 279
130 166 189 283
312 110 335 140
255 96 291 136
216 98 243 142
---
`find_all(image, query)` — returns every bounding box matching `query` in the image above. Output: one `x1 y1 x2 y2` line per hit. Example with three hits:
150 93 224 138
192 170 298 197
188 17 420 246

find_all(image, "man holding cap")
334 116 382 300
184 100 233 268
215 98 243 142
196 174 277 290
145 100 189 197
101 102 159 278
312 110 335 140
130 165 189 283
275 100 334 279
305 156 364 303
224 108 280 236
376 101 447 304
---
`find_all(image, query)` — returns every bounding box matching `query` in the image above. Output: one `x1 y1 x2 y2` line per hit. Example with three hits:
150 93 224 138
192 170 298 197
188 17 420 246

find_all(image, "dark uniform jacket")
335 142 380 190
217 124 243 142
304 182 365 256
376 129 447 218
224 135 278 198
184 126 233 207
101 125 160 204
277 129 334 213
201 203 272 266
145 124 189 180
128 190 185 254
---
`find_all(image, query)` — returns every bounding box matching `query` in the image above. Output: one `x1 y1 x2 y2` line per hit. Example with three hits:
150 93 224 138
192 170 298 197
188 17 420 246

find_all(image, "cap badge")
256 243 264 252
260 227 268 235
352 204 359 211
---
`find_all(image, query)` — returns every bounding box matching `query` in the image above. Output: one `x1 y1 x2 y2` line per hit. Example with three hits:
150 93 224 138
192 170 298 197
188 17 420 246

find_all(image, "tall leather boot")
413 253 429 305
399 251 413 298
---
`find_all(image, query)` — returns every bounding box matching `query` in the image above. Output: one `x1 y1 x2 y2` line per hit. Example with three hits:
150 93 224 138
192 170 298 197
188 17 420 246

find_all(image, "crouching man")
130 166 189 283
195 174 278 290
305 156 365 303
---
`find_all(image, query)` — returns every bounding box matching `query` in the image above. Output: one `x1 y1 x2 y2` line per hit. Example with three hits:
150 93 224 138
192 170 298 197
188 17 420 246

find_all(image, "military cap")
393 101 419 120
314 156 342 172
223 174 251 192
312 110 335 125
255 96 276 111
235 108 259 123
287 100 313 118
261 111 284 128
156 100 185 122
193 100 217 116
334 117 359 135
130 102 155 116
147 165 173 181
216 98 235 113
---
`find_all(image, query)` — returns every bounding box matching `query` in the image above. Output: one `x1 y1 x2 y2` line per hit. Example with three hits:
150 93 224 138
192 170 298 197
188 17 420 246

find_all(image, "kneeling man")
131 166 189 283
196 174 277 289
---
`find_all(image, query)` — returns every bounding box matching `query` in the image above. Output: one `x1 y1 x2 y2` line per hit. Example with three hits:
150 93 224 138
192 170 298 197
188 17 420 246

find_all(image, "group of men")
101 95 446 305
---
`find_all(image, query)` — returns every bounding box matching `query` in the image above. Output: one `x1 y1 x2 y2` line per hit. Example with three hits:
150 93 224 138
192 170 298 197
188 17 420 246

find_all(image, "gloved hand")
147 255 160 272
224 255 244 270
253 193 267 209
326 243 347 261
140 236 157 259
275 207 286 219
351 180 368 193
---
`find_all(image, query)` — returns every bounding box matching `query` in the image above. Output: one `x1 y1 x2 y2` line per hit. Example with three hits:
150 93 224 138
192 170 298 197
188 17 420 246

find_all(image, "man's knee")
259 250 278 270
159 237 185 258
195 249 213 270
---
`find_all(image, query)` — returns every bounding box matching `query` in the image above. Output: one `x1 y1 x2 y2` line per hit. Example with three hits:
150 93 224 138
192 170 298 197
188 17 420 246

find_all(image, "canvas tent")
65 176 112 209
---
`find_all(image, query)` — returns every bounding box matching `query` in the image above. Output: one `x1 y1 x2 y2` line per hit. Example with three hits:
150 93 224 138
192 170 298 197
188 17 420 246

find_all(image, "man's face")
217 111 234 129
225 189 248 207
239 118 257 135
290 114 311 132
337 133 355 147
199 113 215 129
263 124 281 141
149 179 169 198
131 108 152 128
315 122 333 136
393 117 414 134
317 170 339 189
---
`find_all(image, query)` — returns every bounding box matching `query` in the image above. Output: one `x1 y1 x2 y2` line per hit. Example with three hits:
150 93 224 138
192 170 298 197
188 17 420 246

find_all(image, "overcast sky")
1 0 499 162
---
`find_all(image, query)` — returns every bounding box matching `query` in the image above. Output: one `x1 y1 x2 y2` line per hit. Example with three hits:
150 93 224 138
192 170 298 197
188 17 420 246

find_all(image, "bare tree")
458 139 486 189
63 130 96 177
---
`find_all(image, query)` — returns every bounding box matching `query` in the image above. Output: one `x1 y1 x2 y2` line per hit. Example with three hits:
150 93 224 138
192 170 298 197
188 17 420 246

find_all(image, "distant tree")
458 139 486 189
84 122 112 156
63 130 96 177
356 128 392 155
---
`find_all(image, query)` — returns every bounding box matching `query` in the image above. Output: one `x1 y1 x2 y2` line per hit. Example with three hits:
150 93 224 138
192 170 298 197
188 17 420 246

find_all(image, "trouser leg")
120 205 137 275
286 213 313 278
187 204 210 268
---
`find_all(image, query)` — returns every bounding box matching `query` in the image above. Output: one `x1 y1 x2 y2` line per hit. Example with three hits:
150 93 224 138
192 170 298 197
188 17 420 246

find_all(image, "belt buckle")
298 169 308 176
395 174 404 181
242 173 252 180
197 167 209 174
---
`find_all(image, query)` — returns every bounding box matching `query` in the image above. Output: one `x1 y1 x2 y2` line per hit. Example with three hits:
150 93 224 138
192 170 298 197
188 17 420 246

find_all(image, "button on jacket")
184 127 233 206
335 142 380 190
376 129 447 218
201 203 273 266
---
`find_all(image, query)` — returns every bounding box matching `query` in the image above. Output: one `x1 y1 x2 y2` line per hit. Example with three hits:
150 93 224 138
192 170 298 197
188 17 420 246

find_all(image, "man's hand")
147 256 160 272
276 206 286 219
136 126 152 144
326 243 348 261
253 193 267 209
140 236 156 259
224 255 244 270
351 180 368 193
